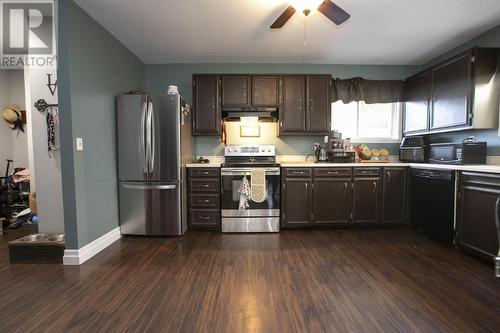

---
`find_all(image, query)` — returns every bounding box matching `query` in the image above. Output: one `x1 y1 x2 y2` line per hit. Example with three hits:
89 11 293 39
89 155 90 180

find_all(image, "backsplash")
426 129 500 155
193 122 400 157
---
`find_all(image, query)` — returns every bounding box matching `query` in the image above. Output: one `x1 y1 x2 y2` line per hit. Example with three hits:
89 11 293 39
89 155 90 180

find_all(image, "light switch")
76 137 84 151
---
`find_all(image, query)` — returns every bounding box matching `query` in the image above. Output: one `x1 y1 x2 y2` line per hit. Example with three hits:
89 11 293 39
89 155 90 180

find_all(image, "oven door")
220 167 280 218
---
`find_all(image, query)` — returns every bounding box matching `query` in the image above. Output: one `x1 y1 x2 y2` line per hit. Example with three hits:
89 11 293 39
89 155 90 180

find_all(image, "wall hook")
34 99 58 113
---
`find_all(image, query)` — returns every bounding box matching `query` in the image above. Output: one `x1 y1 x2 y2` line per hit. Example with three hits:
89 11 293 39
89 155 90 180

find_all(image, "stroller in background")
0 159 31 230
0 159 13 219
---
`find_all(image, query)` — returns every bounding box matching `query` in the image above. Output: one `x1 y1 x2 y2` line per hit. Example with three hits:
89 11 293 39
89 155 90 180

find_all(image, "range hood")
222 107 279 122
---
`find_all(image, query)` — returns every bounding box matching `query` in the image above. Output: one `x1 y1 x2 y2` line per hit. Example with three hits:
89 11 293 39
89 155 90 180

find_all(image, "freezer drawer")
119 182 182 236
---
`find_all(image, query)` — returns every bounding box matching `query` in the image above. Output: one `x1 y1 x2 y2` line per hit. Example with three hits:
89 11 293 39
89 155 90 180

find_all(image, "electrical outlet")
76 138 84 151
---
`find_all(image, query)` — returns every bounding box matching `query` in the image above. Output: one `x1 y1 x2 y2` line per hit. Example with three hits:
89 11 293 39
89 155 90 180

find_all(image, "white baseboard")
63 227 121 265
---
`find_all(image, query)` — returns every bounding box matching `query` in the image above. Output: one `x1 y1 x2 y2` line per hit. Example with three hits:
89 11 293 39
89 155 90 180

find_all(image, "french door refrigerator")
117 93 192 235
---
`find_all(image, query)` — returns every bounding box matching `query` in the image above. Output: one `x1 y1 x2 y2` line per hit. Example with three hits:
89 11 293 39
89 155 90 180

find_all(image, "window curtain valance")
331 77 404 104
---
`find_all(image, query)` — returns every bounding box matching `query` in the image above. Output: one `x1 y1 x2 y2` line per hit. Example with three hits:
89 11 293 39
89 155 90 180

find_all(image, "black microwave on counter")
429 142 487 164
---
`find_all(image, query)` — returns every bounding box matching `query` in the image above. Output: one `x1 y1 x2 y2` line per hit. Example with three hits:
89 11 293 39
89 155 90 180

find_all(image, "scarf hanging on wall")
46 108 59 157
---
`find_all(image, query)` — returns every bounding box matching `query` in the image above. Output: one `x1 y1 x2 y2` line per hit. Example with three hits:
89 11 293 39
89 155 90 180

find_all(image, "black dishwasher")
410 168 455 245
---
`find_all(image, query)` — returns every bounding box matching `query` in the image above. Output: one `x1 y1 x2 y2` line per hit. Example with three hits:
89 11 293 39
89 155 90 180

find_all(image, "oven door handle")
221 168 280 176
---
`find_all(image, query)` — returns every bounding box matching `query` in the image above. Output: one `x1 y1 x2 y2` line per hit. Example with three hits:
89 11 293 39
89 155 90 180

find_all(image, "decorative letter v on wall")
46 74 57 96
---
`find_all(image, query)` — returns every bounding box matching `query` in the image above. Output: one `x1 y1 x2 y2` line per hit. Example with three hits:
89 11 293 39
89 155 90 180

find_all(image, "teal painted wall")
145 64 420 156
58 1 145 249
423 24 500 155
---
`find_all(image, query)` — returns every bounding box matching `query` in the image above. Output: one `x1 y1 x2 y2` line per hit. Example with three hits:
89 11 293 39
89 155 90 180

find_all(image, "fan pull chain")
302 16 307 63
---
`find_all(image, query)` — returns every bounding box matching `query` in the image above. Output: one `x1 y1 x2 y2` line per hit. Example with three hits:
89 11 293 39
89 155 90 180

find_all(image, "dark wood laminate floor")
0 228 499 332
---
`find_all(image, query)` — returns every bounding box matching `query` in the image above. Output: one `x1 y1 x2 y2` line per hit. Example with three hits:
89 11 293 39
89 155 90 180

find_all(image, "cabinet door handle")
495 196 500 277
305 182 308 194
344 182 347 192
198 199 211 203
373 182 377 192
387 171 391 183
198 184 210 188
199 216 211 220
198 171 210 175
292 171 304 175
328 171 339 175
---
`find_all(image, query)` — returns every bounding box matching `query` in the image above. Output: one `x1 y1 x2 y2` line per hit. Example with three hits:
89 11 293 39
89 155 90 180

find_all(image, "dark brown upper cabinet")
381 167 407 224
403 47 500 136
279 74 332 135
430 51 471 131
221 75 251 108
306 75 331 134
192 75 220 136
279 75 306 134
403 71 431 135
251 75 279 107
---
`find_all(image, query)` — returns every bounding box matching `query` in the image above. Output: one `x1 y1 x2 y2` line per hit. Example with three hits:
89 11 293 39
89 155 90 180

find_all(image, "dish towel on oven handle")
238 173 251 210
251 168 267 203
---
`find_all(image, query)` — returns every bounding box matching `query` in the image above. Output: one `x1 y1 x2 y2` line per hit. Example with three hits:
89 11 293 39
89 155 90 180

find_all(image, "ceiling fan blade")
270 5 296 29
318 1 351 25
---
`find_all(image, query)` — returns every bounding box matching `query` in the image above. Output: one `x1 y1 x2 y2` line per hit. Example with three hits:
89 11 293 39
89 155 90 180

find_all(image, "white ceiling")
74 0 500 65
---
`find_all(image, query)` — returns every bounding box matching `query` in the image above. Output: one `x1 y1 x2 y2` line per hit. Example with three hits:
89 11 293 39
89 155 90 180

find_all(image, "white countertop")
279 162 407 167
186 163 221 168
185 155 500 174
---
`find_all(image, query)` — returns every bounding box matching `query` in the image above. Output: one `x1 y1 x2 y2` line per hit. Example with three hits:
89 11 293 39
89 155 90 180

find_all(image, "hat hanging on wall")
2 104 24 132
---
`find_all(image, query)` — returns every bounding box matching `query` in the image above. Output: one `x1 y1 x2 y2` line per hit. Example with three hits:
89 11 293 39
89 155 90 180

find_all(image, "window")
331 101 401 142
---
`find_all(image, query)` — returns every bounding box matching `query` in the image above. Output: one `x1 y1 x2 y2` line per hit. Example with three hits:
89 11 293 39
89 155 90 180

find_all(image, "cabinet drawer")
354 168 381 178
189 179 219 193
190 209 220 227
285 168 312 178
189 168 219 178
314 168 352 178
189 194 219 208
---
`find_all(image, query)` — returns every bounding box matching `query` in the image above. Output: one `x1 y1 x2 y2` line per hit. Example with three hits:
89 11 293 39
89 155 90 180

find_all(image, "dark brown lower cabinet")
458 172 500 260
282 167 406 228
312 171 352 225
282 176 313 227
188 168 221 230
352 177 380 224
382 168 407 224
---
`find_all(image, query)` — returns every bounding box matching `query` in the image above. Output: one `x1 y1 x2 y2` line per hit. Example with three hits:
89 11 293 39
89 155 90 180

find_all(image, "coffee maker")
327 130 355 163
314 136 329 162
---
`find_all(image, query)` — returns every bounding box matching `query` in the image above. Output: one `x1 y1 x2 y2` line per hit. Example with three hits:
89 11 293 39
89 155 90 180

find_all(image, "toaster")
399 137 426 162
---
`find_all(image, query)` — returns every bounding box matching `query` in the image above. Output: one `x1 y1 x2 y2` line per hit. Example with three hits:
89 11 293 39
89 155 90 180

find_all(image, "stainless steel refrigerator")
117 93 192 235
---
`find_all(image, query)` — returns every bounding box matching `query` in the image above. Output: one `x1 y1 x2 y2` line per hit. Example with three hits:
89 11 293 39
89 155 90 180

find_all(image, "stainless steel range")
221 145 280 233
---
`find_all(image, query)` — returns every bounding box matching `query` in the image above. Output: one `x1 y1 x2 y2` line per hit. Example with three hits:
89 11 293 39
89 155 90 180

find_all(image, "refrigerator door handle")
122 184 177 190
146 98 152 175
140 100 148 174
148 101 155 174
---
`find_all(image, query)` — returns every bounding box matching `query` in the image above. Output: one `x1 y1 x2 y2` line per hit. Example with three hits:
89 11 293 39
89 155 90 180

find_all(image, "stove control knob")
260 148 265 152
267 148 272 152
228 148 233 152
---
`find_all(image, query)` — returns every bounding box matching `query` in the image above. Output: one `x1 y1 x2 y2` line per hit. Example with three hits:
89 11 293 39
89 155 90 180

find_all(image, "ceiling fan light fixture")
289 0 324 15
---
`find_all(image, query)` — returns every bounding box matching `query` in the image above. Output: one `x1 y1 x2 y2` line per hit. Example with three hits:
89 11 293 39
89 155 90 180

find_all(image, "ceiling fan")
270 0 351 29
